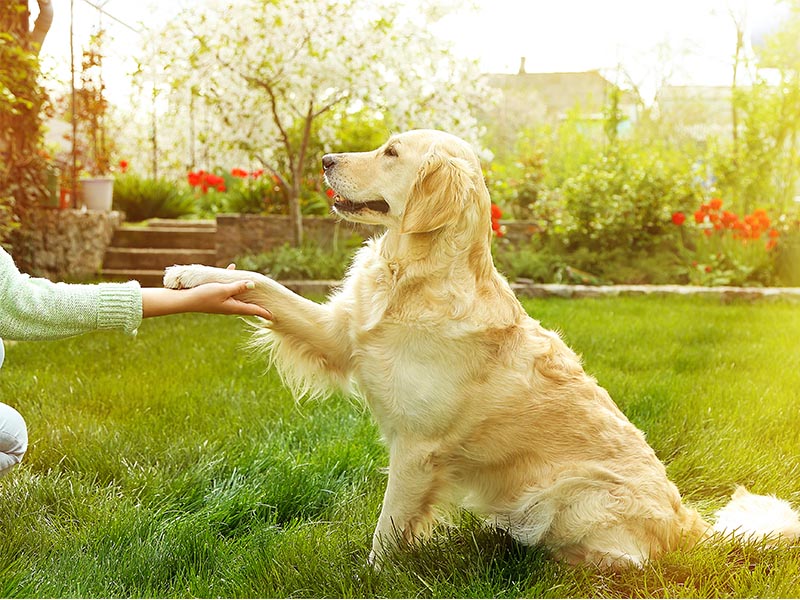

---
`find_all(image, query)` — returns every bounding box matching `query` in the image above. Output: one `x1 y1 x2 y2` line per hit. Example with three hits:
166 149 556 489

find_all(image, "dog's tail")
712 486 800 543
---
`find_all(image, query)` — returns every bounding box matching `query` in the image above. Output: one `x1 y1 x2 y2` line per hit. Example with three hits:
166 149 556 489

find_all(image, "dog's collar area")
333 195 390 214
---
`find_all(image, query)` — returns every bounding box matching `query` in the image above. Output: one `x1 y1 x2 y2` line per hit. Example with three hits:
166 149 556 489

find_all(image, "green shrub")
485 134 548 220
113 174 196 221
492 237 684 285
0 195 18 247
235 238 362 280
224 176 289 215
491 239 565 283
558 143 700 254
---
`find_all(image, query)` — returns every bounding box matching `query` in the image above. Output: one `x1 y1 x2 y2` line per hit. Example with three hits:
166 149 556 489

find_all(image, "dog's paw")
367 549 384 572
163 265 186 289
163 264 209 289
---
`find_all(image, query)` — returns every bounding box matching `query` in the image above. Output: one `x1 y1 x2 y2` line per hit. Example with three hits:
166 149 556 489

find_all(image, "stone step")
147 218 216 229
102 269 166 288
103 248 217 271
111 226 216 249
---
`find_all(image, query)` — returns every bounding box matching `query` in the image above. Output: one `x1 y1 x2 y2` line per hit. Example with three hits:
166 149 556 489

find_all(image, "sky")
31 0 789 106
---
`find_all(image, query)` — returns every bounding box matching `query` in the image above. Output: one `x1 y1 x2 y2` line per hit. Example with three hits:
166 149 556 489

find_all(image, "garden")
2 0 800 598
2 1 800 287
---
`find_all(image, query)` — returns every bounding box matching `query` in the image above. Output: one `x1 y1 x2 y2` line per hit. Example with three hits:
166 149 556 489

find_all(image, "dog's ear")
401 147 475 234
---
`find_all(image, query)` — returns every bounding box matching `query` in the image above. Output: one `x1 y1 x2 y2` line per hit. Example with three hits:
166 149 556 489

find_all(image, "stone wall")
215 213 381 266
11 208 122 280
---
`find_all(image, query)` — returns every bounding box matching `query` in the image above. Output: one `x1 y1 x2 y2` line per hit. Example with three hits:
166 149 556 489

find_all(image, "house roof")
486 70 619 117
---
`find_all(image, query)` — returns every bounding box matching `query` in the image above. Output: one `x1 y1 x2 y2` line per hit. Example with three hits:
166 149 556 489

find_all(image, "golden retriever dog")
164 129 800 570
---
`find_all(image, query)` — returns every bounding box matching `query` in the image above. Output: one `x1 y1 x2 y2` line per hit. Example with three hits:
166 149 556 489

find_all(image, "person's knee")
0 403 28 477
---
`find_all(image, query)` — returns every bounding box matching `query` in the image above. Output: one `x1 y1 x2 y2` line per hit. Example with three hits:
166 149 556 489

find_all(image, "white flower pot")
79 177 114 211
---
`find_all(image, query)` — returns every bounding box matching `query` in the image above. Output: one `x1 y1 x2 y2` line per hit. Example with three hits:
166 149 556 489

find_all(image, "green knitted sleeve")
0 249 143 341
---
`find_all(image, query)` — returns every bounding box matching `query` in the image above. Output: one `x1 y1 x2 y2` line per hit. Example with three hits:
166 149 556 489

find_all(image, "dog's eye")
384 146 398 157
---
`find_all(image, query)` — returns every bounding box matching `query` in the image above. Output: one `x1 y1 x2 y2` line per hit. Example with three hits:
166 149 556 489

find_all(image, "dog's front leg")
163 264 351 396
163 264 334 338
369 438 442 566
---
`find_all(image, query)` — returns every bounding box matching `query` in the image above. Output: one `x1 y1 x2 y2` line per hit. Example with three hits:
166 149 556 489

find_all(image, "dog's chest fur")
355 322 478 439
340 240 485 438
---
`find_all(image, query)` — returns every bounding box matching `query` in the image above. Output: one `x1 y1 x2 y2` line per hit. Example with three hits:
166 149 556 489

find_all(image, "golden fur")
164 129 799 569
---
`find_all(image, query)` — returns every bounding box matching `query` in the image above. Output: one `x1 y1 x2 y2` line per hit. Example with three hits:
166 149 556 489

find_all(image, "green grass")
1 296 799 598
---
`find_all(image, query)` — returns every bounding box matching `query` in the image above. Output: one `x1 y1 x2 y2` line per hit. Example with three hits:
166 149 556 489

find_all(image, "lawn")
1 295 799 598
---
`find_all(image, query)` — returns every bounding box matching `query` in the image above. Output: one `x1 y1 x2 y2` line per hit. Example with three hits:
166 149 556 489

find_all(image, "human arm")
141 281 271 319
0 248 142 340
0 249 271 341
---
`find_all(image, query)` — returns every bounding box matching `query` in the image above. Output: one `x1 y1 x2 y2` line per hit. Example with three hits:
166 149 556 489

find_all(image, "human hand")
179 280 272 319
143 264 272 319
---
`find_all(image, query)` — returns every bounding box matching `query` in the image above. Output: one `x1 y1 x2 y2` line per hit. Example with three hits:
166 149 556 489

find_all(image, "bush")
484 134 548 220
235 238 362 281
113 174 196 221
492 236 683 285
491 239 565 283
558 143 701 254
224 176 288 215
0 195 19 247
191 169 329 217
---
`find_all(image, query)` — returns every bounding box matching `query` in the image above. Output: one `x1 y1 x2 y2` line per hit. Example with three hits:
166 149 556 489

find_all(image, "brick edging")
278 280 800 301
511 283 800 300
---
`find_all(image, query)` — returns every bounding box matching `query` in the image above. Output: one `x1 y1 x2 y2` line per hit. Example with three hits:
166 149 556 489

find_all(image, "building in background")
483 58 639 153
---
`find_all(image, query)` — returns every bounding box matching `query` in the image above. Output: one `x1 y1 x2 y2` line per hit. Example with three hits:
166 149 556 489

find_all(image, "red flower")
753 209 770 229
694 209 707 224
491 204 503 219
671 212 686 226
231 168 248 178
118 160 129 173
769 228 780 239
251 169 264 178
187 170 227 194
709 198 723 210
326 188 335 199
721 211 737 228
187 171 202 187
207 174 222 186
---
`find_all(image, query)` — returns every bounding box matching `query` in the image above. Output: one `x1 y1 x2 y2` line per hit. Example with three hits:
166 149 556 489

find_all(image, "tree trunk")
31 0 54 54
730 12 744 212
290 178 304 246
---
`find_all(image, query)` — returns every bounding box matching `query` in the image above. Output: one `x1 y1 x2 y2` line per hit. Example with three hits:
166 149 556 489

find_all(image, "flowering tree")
139 0 490 243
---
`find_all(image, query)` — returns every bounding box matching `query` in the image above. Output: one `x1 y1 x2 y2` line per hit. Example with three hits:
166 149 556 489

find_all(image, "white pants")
0 403 27 477
0 342 28 476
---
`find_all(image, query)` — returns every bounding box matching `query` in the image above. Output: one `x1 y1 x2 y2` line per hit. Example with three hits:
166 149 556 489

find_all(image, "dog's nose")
322 154 337 171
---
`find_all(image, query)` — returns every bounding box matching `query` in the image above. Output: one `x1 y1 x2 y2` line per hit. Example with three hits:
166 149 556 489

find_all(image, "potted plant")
74 28 115 211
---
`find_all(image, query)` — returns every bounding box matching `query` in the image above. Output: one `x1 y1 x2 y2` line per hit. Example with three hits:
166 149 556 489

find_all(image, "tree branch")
30 0 53 55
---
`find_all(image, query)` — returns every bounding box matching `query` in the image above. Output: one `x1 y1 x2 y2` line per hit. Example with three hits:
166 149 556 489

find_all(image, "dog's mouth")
331 194 390 215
